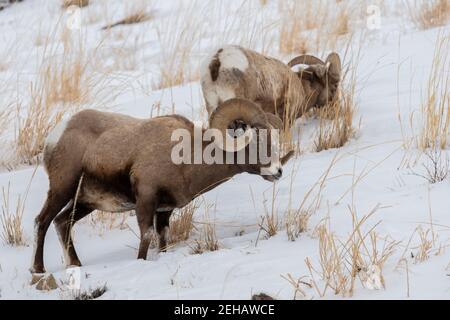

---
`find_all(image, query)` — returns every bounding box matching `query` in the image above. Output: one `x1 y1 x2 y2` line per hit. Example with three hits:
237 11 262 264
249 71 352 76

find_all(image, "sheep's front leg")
135 195 157 260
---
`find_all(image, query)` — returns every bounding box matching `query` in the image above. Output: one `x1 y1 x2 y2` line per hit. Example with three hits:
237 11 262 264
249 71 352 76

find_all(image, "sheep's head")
288 53 342 108
209 98 294 182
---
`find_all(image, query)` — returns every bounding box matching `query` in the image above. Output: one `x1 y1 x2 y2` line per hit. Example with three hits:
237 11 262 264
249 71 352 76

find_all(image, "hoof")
31 273 59 291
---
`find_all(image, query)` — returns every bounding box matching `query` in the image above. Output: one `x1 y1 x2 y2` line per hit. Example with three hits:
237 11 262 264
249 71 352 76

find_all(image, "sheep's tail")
209 49 223 82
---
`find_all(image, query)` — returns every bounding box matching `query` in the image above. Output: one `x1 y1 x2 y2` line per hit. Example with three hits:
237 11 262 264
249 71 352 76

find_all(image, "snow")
0 0 449 299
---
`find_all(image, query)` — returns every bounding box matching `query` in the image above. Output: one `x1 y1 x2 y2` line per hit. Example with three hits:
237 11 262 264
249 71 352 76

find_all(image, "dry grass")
278 0 355 55
62 0 89 8
418 33 450 150
88 211 130 233
314 88 356 152
0 183 26 246
397 191 446 265
303 205 399 298
62 0 89 9
280 273 311 300
407 0 450 30
15 24 120 164
314 43 359 152
285 209 312 241
0 167 37 246
153 3 200 90
278 0 328 54
258 183 281 239
15 40 89 162
279 34 360 154
102 3 153 30
190 205 219 254
413 226 435 263
333 5 351 37
396 224 445 266
169 201 198 245
285 153 339 241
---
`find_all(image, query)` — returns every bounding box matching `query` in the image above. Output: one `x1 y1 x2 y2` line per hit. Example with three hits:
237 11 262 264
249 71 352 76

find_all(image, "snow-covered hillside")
0 0 448 299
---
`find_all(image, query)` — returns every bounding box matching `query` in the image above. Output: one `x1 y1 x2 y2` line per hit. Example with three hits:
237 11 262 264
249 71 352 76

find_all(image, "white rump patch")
219 46 249 73
200 46 246 114
45 118 69 151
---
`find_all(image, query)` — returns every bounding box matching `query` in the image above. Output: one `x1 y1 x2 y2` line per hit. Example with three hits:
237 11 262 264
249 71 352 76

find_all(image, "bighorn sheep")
201 45 341 124
31 99 293 274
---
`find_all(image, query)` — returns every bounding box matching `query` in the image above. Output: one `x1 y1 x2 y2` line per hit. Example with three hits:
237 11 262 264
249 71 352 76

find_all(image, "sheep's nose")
275 168 283 179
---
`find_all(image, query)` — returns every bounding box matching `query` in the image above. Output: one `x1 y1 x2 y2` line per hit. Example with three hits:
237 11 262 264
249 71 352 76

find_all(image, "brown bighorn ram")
201 45 341 124
31 99 293 274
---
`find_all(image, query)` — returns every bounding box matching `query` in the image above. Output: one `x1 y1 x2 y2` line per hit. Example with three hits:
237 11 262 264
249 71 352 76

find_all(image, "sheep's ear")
326 52 341 82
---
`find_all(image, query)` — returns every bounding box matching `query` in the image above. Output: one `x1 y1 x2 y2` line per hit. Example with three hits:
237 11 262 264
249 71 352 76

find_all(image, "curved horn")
281 150 294 165
209 99 269 152
326 52 342 80
288 55 325 68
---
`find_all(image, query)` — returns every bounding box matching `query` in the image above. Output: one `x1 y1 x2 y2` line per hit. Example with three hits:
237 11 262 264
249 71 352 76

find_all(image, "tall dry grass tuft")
190 204 219 254
407 0 450 30
258 183 281 239
314 85 356 152
278 0 329 55
0 168 37 246
418 33 450 150
302 205 399 298
285 153 339 241
413 226 435 263
16 24 119 164
278 0 355 56
169 201 198 245
16 31 89 162
153 3 200 90
0 183 26 246
333 5 351 37
314 43 359 152
102 1 153 30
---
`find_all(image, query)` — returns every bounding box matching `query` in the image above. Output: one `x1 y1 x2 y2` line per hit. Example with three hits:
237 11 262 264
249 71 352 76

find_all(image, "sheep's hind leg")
156 210 172 252
31 191 74 274
135 196 157 260
53 202 94 268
